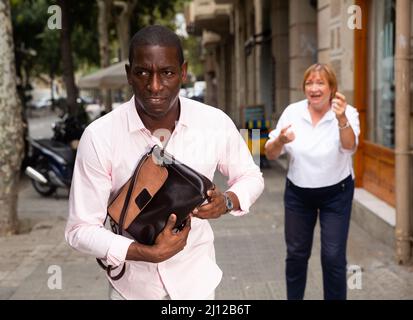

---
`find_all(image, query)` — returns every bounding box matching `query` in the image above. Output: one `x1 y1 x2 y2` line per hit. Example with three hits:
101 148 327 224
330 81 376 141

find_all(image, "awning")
77 60 129 89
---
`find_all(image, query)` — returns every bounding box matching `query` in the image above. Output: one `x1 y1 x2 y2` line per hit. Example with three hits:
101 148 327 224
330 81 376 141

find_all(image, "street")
27 110 59 139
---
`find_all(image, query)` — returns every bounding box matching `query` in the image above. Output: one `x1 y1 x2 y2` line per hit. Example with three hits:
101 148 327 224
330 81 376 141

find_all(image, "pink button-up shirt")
65 96 264 299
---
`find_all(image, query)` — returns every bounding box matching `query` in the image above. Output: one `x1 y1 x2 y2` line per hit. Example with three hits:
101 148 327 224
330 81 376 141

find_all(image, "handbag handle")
118 150 152 235
97 147 155 280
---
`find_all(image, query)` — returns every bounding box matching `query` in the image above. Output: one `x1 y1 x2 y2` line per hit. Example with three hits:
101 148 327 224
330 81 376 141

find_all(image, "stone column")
234 0 247 123
289 0 317 102
271 0 290 120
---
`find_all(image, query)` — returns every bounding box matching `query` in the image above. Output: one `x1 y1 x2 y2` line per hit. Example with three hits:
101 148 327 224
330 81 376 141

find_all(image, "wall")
289 0 317 103
271 0 290 121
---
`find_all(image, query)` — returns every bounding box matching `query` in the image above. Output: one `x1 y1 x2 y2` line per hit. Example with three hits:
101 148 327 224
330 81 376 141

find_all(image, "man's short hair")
128 25 184 65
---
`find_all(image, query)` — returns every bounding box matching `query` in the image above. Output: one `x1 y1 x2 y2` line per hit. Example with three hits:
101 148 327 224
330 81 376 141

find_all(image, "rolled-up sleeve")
217 114 264 216
65 128 133 267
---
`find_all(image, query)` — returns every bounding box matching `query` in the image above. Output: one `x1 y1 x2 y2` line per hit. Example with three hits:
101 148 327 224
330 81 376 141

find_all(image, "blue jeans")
284 175 354 300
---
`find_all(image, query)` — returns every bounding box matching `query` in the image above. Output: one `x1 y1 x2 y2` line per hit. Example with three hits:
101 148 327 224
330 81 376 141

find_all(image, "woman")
265 63 360 300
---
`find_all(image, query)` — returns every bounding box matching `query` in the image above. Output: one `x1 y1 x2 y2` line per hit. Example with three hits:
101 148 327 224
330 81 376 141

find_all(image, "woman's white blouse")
266 99 360 188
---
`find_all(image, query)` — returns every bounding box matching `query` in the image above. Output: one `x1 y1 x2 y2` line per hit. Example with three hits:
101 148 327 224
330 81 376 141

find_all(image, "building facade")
186 0 413 262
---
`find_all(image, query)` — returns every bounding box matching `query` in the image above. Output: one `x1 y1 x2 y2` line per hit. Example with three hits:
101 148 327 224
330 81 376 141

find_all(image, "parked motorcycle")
25 106 88 196
25 138 76 196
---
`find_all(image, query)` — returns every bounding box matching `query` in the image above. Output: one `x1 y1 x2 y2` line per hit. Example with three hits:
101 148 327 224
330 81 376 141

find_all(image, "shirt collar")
301 99 336 124
126 95 190 133
176 96 190 128
126 96 146 132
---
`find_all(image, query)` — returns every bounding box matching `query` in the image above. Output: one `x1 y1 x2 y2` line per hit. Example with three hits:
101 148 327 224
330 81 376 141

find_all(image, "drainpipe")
395 0 412 264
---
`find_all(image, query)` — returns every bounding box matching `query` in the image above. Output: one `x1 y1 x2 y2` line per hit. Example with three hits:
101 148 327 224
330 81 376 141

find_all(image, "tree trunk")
114 0 138 61
50 71 55 110
0 0 24 235
58 0 78 116
98 0 113 113
114 0 137 101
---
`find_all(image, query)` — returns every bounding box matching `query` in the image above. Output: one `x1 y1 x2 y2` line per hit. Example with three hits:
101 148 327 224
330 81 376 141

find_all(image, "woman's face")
304 71 332 112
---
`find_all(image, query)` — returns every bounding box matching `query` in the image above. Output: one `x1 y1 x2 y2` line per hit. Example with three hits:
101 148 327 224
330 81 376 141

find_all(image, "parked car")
193 81 206 97
180 81 206 102
28 96 53 109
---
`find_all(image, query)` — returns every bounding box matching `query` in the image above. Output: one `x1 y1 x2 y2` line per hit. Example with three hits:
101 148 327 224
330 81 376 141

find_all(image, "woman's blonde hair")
302 63 338 99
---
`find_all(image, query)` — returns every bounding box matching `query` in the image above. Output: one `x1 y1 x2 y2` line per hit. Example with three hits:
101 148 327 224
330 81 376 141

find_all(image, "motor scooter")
24 109 86 196
25 138 75 196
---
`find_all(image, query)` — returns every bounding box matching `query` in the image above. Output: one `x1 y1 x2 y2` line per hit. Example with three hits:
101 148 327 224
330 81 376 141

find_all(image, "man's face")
126 45 187 119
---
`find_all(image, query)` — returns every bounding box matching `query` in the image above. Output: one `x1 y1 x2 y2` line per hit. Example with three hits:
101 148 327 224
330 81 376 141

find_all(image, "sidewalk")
0 165 412 300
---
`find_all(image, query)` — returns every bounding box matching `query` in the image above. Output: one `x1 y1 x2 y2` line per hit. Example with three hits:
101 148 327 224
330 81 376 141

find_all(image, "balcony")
202 30 221 48
186 0 232 36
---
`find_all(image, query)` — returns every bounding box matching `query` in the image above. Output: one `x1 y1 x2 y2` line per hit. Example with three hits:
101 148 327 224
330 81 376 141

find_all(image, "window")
368 0 395 148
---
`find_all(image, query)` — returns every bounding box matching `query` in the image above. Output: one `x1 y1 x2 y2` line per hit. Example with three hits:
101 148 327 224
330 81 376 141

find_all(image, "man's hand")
192 187 235 219
127 214 191 263
152 214 191 262
278 124 295 145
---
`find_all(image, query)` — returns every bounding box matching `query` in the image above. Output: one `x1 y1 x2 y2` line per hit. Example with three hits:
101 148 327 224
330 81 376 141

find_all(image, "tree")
58 0 78 116
11 0 99 113
129 0 187 35
182 34 203 80
0 0 24 235
113 0 187 61
98 0 113 112
11 0 191 117
114 0 138 61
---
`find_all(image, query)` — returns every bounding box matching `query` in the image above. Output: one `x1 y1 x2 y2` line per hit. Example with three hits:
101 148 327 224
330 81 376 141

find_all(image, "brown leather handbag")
97 145 214 280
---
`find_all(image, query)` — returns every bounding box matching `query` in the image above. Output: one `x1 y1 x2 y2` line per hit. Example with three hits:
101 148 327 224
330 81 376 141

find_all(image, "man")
65 25 264 300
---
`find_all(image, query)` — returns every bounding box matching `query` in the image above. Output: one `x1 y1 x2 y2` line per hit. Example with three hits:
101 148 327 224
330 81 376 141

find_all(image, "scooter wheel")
31 165 57 196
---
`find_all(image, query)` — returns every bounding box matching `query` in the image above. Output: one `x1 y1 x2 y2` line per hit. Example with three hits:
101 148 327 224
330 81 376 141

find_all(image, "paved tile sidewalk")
0 166 412 300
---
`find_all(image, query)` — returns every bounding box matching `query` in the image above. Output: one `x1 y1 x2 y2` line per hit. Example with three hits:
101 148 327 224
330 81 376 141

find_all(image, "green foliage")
127 0 203 79
182 35 203 80
10 0 203 87
69 0 99 68
11 0 99 80
34 28 60 75
11 0 50 80
130 0 187 34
